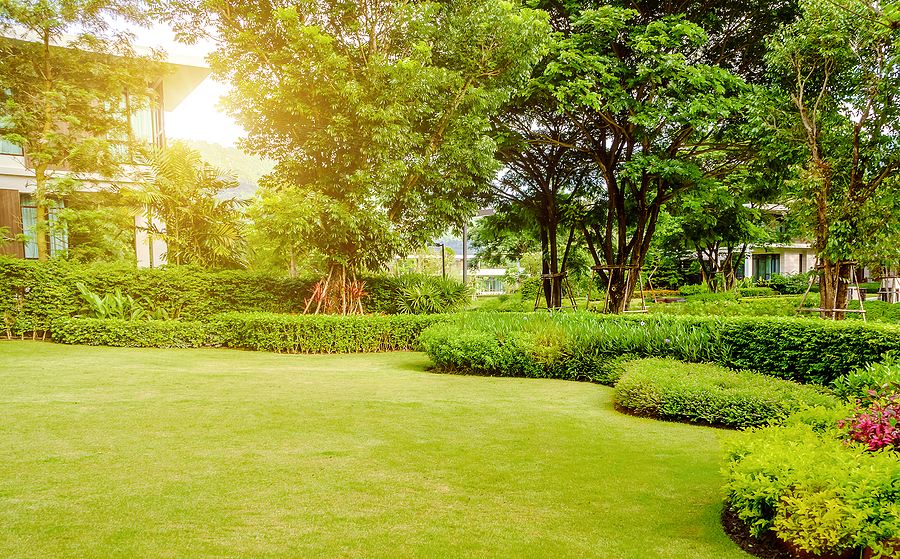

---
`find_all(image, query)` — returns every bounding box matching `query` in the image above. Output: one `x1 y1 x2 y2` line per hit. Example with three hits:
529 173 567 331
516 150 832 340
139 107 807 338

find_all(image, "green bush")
0 258 469 338
847 300 900 323
653 295 814 318
833 354 900 405
860 282 880 294
422 313 900 387
678 284 707 296
613 359 836 428
736 287 778 298
212 312 451 353
721 317 900 385
472 293 532 313
684 292 738 302
516 276 542 302
767 272 814 295
53 318 216 348
53 312 450 353
722 407 900 554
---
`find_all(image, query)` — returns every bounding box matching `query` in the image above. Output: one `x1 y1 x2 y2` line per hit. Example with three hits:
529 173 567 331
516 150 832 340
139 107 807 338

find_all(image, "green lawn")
0 342 749 558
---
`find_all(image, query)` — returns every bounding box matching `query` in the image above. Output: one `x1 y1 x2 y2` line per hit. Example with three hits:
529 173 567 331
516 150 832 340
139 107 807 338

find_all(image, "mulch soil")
721 506 793 559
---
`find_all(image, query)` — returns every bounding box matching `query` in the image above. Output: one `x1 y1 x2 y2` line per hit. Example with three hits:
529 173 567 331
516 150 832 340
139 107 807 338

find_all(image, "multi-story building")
0 40 209 267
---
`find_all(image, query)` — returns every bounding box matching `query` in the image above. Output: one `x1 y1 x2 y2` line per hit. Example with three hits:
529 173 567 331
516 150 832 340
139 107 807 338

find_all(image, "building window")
0 88 23 156
0 137 23 156
481 278 504 294
107 90 163 157
20 194 67 259
753 254 780 281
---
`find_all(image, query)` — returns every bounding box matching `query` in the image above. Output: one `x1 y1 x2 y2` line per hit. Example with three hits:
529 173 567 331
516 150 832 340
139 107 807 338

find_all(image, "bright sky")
131 24 245 148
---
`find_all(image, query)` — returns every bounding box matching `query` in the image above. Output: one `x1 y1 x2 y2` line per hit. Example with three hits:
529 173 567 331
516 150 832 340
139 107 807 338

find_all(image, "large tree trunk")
33 165 49 261
819 259 850 320
599 198 661 314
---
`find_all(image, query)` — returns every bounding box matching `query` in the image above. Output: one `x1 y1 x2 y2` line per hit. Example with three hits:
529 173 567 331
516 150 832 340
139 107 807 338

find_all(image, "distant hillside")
182 139 276 200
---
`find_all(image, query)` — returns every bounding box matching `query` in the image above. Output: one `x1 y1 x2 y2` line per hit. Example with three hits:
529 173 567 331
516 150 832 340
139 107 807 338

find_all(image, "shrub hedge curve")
420 313 900 386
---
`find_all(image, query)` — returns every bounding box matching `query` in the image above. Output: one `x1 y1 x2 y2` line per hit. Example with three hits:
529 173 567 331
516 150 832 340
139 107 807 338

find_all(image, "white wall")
134 213 167 268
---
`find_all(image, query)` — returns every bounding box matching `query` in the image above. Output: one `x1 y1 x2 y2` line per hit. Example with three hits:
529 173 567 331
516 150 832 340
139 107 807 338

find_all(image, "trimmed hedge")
53 318 217 348
737 287 778 298
653 295 815 318
212 312 451 353
613 358 837 428
420 313 900 386
721 317 900 385
53 312 451 353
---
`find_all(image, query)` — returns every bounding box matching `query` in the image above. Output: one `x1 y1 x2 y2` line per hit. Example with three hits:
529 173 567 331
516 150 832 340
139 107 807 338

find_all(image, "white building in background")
737 204 866 282
475 268 508 295
0 35 209 267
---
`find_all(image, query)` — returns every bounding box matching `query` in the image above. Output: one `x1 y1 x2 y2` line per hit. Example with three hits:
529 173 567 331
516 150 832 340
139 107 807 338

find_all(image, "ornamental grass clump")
420 313 726 381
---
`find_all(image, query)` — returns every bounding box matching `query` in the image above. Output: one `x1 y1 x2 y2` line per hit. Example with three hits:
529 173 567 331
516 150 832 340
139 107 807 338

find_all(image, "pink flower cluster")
839 400 900 452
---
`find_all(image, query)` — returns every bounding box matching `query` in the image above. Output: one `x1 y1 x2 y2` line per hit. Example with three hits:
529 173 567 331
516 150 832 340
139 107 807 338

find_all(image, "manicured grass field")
0 342 749 558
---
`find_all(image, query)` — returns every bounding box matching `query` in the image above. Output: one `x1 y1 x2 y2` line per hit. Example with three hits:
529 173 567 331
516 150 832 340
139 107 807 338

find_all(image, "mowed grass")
0 342 749 558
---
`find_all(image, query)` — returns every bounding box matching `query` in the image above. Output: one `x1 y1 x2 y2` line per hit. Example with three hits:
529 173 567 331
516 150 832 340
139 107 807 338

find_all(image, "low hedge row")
420 313 900 386
613 359 837 429
653 295 814 318
721 317 900 385
52 312 450 353
722 406 900 556
53 318 216 348
212 312 450 353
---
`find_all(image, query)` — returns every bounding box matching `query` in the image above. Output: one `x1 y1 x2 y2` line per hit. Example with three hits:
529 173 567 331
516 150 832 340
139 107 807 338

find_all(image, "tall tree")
523 1 795 312
765 0 900 317
664 186 761 292
162 0 548 270
492 94 592 308
0 0 165 260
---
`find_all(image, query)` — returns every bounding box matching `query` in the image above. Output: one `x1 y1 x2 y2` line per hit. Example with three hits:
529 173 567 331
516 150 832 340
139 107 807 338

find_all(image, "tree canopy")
163 0 548 272
125 141 246 268
764 0 900 316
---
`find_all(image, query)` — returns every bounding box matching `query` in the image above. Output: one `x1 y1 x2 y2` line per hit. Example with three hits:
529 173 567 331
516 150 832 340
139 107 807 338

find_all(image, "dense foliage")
421 313 727 382
722 406 900 556
0 0 164 261
125 141 247 268
212 312 449 353
53 312 447 352
171 0 548 270
53 317 215 348
0 258 463 337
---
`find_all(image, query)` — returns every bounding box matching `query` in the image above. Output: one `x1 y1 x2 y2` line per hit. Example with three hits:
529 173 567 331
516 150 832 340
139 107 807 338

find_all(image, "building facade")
0 42 210 267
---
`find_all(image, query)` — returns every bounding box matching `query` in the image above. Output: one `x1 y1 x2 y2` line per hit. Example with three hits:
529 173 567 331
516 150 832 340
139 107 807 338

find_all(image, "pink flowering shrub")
839 393 900 452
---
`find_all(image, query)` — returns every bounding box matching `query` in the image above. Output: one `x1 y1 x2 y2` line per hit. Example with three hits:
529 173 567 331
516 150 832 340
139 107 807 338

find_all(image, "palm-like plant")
125 142 247 268
396 275 472 314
